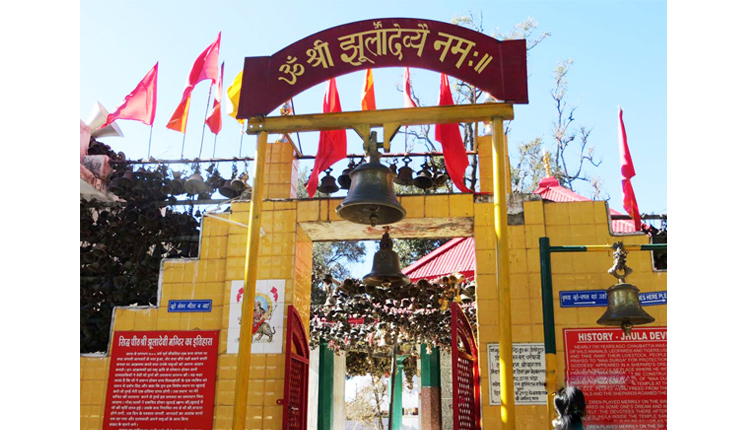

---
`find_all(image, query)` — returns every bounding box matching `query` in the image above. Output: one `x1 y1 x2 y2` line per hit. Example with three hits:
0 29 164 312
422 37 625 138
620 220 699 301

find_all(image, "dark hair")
553 386 586 430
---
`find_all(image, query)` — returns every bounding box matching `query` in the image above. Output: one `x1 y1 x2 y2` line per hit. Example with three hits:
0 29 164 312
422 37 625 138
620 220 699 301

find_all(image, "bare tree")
346 377 389 430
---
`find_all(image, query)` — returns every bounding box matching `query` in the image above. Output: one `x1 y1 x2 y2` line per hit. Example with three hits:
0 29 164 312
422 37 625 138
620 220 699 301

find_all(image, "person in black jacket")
553 386 586 430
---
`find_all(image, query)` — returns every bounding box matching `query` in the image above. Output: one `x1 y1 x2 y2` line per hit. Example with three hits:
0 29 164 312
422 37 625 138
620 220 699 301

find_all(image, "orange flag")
361 68 376 110
167 32 221 133
306 79 347 197
102 62 158 128
205 62 224 134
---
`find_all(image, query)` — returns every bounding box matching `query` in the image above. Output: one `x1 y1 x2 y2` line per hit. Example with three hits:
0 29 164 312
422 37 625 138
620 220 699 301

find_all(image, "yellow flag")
226 70 244 124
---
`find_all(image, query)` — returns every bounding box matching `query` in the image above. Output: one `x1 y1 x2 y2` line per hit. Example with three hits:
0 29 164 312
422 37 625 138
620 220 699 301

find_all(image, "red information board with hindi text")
103 330 219 430
564 327 667 430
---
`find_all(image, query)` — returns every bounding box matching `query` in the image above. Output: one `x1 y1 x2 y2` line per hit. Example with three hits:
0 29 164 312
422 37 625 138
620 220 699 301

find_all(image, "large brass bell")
318 168 340 195
363 230 410 288
394 157 414 186
597 242 655 335
184 171 206 195
336 146 406 226
597 282 654 335
413 163 435 190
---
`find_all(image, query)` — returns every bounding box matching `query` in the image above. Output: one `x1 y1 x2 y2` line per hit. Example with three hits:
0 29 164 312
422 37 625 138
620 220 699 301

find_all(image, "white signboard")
227 279 285 354
487 343 547 405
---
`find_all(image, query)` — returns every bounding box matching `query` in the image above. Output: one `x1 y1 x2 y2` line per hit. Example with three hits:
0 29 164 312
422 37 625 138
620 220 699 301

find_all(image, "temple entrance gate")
231 17 529 430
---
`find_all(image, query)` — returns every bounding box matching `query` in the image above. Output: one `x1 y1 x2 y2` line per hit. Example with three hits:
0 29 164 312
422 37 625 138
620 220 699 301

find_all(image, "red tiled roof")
402 237 476 282
535 176 641 233
401 177 642 283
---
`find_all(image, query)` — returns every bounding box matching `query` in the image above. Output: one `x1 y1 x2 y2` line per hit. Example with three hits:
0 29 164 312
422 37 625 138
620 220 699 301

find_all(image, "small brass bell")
597 243 655 335
363 230 410 288
433 166 449 187
338 160 357 190
336 147 406 226
184 171 206 195
232 172 250 193
219 180 239 198
413 163 435 190
394 157 414 186
318 168 340 194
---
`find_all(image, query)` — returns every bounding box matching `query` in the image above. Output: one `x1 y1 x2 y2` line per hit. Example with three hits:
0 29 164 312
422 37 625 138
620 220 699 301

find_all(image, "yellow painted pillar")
232 131 269 430
491 118 516 429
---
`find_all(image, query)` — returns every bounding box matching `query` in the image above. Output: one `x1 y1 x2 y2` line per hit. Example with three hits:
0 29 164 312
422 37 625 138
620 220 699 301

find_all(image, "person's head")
553 386 586 430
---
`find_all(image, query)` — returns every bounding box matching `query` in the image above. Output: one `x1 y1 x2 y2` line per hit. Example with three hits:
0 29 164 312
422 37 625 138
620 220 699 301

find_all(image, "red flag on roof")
404 67 417 108
618 106 641 231
361 69 376 111
101 62 158 128
205 62 224 134
435 74 472 193
306 79 347 197
167 32 221 133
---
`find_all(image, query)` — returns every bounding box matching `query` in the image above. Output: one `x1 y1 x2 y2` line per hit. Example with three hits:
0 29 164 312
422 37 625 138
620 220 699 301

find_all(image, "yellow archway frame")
234 102 517 430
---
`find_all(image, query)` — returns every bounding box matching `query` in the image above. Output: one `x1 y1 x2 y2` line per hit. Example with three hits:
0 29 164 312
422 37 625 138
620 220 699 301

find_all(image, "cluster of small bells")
309 272 477 356
317 156 450 195
108 162 251 201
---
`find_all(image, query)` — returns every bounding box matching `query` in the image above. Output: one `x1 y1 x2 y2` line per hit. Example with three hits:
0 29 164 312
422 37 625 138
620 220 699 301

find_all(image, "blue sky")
81 0 667 215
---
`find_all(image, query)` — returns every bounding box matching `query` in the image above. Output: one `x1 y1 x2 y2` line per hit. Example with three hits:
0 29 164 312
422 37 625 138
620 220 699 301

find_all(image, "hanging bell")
597 282 655 336
363 230 410 288
433 165 449 187
338 160 357 190
413 163 435 190
336 150 406 226
318 168 340 195
219 180 239 198
232 172 250 193
394 157 415 186
183 172 206 195
597 242 655 335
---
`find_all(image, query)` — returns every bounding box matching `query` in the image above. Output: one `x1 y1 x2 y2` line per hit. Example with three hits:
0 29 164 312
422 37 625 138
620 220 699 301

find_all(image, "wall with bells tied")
473 135 667 430
80 140 313 430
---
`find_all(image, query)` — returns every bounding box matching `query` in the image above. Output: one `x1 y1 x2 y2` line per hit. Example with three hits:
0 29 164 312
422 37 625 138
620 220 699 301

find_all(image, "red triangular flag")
306 79 347 197
404 67 417 108
167 32 221 133
618 106 641 231
101 62 158 128
361 69 376 111
435 74 472 193
205 62 224 134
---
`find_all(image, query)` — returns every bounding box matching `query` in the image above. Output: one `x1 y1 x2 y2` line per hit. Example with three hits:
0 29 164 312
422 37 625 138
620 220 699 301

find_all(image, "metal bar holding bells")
231 132 269 430
538 237 668 424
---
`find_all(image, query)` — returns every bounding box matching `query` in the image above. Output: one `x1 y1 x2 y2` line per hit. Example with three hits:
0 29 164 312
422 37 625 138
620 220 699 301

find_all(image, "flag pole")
198 84 214 158
147 124 154 159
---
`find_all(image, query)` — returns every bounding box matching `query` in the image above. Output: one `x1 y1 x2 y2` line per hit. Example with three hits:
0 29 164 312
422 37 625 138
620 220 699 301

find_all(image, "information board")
487 343 547 405
103 330 220 430
564 327 667 430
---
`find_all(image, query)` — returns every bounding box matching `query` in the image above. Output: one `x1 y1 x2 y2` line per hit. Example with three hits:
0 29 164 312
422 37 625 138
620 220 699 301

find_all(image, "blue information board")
168 299 213 312
559 290 666 308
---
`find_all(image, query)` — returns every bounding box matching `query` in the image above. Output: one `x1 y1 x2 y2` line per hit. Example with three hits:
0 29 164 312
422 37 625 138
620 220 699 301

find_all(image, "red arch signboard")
237 18 528 118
